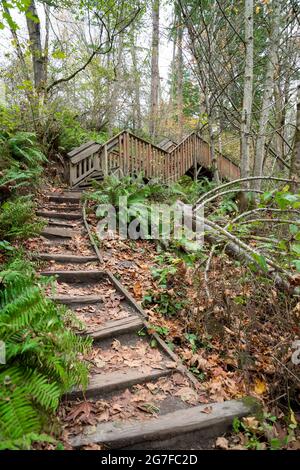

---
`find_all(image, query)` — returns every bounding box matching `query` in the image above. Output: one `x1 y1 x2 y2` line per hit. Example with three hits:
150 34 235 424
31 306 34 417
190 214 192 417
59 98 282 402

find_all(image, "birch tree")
252 0 281 191
149 0 160 138
240 0 254 184
290 84 300 190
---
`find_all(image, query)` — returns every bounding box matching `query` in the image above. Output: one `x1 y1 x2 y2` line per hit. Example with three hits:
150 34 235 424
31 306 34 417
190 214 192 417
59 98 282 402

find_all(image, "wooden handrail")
68 129 240 187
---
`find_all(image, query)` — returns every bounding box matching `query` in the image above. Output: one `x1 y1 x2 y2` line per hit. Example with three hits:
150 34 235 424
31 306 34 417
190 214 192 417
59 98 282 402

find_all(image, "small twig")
271 355 300 384
239 218 300 227
197 188 263 212
194 176 294 210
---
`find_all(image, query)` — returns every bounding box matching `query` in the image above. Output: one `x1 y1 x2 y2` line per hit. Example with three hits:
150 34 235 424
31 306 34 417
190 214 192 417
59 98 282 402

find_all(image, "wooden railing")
67 130 240 187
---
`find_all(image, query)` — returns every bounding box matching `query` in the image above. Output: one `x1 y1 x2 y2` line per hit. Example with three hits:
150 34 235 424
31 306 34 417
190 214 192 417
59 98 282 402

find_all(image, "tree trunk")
290 84 300 191
130 29 142 131
149 0 160 138
107 34 123 137
240 0 254 185
25 1 47 97
253 0 280 191
1 2 38 127
176 14 184 141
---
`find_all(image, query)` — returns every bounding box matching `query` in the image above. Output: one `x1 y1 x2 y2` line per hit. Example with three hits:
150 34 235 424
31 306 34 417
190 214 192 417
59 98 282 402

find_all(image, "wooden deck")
67 130 240 188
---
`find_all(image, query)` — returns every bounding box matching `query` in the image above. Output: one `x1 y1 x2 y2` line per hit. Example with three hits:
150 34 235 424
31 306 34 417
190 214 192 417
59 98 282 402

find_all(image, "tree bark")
176 14 184 141
253 0 280 191
25 1 47 96
130 28 142 131
240 0 254 185
149 0 160 138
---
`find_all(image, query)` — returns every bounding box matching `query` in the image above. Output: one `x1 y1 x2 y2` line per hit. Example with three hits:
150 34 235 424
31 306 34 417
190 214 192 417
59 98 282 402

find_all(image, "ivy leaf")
292 260 300 272
289 224 299 235
291 244 300 256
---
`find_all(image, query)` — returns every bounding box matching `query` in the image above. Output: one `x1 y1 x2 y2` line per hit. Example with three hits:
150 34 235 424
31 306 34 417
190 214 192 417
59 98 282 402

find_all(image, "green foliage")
232 411 297 450
0 196 45 241
0 131 46 189
0 263 91 449
54 109 108 153
143 253 189 317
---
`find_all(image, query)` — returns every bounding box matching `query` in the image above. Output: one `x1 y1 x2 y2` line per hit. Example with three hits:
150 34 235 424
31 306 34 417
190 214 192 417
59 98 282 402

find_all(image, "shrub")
0 196 45 241
54 109 108 153
0 131 46 190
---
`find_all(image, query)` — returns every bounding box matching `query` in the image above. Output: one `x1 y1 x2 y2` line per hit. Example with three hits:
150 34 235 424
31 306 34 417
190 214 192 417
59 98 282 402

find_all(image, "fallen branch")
194 176 294 211
175 201 294 293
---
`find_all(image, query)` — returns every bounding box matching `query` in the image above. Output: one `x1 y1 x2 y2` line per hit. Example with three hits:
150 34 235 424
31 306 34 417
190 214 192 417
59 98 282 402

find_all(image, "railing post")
69 163 77 187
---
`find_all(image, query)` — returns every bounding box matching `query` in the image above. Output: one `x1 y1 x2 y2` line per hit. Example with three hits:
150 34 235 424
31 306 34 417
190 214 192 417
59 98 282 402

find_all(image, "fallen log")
174 201 294 294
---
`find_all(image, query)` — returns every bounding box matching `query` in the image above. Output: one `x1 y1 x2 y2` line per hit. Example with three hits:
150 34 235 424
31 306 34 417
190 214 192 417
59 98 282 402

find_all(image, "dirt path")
32 188 249 450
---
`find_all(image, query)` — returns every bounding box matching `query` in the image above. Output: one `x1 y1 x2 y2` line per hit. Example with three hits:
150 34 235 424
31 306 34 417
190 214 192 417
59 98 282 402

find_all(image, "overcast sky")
0 1 174 98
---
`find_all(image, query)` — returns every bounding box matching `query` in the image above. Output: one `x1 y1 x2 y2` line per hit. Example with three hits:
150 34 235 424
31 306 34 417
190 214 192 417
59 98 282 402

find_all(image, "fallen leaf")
201 405 213 414
254 378 267 395
65 401 97 424
133 281 142 297
215 437 229 450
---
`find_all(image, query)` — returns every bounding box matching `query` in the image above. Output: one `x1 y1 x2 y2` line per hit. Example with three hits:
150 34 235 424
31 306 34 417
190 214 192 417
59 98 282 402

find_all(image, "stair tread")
37 210 82 220
90 316 143 340
51 295 103 304
41 270 107 283
41 227 74 238
67 367 172 400
35 253 98 263
69 399 250 448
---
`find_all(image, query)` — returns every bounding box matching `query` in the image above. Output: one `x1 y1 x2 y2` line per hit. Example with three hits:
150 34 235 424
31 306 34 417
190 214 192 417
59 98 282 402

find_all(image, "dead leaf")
201 405 213 414
215 437 229 449
254 378 267 395
65 401 97 424
133 281 142 298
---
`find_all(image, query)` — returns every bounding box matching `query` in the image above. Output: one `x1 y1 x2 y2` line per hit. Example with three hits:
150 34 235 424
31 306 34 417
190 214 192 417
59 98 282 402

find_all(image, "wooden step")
51 295 103 306
69 400 250 449
42 205 81 212
90 316 144 341
37 210 82 220
41 270 107 283
67 367 172 400
47 220 78 228
34 253 98 263
41 227 74 239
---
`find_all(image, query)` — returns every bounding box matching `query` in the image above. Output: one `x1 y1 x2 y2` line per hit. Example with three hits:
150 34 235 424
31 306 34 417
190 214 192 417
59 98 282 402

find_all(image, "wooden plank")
47 220 77 228
40 270 107 283
41 227 74 239
69 399 251 448
51 295 103 305
43 204 80 212
67 367 172 400
47 193 81 203
34 254 98 263
36 211 82 220
70 144 101 164
67 141 96 158
103 145 108 177
90 316 144 340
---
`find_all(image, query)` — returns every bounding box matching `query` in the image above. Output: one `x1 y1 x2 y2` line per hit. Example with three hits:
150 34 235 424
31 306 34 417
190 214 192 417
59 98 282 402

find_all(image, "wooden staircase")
67 130 240 188
34 189 251 450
